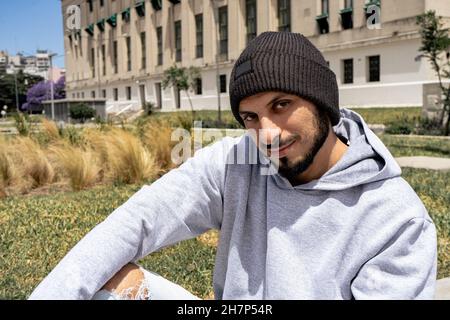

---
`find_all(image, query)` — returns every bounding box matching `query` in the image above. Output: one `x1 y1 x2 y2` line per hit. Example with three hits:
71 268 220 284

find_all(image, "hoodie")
29 108 437 300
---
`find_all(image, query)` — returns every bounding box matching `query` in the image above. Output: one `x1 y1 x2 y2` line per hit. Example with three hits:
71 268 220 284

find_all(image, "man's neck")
292 128 349 185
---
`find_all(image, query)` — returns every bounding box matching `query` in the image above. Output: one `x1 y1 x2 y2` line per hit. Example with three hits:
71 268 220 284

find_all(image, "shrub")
49 142 100 191
69 104 96 123
13 112 30 136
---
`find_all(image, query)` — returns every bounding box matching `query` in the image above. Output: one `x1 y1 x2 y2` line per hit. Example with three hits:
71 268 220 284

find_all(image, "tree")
416 10 450 135
0 70 43 113
22 76 66 113
162 65 200 118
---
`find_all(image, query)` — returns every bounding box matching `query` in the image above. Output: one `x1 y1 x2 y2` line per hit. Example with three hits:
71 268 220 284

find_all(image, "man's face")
239 91 330 181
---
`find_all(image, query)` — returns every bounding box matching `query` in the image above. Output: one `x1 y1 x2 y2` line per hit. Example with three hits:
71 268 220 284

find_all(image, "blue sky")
0 0 65 67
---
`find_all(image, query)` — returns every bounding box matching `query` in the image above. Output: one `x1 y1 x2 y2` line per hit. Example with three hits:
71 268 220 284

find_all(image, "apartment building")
61 0 450 114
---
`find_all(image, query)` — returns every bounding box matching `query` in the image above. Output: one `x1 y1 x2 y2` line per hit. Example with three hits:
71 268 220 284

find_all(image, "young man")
30 32 437 300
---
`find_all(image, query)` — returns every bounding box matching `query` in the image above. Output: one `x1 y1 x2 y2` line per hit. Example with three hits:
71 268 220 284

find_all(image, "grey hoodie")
29 108 437 300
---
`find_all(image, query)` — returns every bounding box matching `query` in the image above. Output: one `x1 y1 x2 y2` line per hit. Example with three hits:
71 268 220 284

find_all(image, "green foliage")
380 134 450 157
13 112 30 136
69 104 96 123
416 10 450 135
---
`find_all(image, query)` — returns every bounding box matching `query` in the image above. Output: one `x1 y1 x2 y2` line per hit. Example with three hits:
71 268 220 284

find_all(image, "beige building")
61 0 450 115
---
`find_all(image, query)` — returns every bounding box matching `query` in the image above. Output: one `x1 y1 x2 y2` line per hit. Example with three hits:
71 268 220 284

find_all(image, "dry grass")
142 118 178 172
0 137 19 198
41 118 60 141
9 137 54 190
85 128 160 184
49 142 100 191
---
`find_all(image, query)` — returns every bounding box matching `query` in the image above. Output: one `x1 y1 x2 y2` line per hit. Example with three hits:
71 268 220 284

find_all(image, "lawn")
0 167 449 300
379 134 450 158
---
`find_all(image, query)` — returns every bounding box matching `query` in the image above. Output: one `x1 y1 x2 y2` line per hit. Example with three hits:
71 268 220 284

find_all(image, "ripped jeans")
92 265 202 300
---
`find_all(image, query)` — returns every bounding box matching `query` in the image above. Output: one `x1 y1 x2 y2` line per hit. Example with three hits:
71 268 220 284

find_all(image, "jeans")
92 265 201 300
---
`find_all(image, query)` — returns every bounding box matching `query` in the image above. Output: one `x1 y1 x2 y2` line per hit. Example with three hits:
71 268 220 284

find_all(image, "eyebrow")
239 93 289 115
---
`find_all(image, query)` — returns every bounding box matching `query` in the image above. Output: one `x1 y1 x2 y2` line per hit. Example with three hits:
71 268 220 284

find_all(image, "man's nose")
258 117 281 148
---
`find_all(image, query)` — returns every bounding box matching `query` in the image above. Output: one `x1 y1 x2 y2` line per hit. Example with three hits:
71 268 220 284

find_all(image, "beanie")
229 31 340 127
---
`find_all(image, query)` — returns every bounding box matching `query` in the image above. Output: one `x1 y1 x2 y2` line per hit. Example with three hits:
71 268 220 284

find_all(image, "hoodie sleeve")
351 217 438 300
29 137 234 300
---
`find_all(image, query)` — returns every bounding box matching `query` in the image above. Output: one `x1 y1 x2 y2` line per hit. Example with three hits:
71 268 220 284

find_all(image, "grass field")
0 167 449 299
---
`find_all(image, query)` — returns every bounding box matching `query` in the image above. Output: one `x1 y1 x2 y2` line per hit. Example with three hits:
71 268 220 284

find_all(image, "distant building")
60 0 450 115
0 51 8 73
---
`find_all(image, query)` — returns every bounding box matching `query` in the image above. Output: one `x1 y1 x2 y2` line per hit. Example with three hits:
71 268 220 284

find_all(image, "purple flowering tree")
22 76 66 113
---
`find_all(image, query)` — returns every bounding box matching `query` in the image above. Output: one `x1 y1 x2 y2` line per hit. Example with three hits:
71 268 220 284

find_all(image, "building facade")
61 0 450 114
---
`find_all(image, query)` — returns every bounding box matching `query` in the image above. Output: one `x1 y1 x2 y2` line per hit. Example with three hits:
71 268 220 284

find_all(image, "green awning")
151 0 162 11
85 24 94 36
106 14 117 27
122 8 131 22
96 19 105 32
135 1 145 17
315 13 329 21
340 7 353 14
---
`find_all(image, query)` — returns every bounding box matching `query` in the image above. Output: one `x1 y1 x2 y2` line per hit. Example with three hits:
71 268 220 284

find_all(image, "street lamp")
49 52 58 120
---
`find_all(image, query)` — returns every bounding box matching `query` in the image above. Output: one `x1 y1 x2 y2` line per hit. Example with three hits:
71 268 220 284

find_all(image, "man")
29 32 437 300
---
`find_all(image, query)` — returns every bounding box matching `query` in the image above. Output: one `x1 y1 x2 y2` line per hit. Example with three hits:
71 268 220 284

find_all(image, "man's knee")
101 263 148 299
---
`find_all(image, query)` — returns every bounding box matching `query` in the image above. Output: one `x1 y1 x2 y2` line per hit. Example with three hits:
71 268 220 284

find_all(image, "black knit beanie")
229 32 340 127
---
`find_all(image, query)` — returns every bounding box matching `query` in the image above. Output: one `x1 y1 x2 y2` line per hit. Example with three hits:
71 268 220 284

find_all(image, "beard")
277 108 330 182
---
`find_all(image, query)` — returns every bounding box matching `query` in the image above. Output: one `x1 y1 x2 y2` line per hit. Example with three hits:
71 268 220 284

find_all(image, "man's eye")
274 100 290 110
243 114 256 122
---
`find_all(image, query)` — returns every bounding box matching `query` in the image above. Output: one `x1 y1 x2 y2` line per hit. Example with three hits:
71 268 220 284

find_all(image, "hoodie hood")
271 108 402 191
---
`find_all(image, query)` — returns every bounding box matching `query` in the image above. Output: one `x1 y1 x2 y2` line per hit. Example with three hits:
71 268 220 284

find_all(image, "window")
102 89 106 98
157 27 163 65
195 77 202 95
113 88 118 101
141 32 146 69
100 0 104 7
113 41 118 74
174 20 182 62
91 91 96 98
126 86 132 100
91 48 95 78
345 0 353 8
246 0 257 44
321 0 329 14
102 44 106 76
278 0 291 32
368 55 380 82
220 74 227 93
87 0 93 13
195 14 203 58
126 36 131 72
342 59 353 84
81 92 85 99
218 6 228 57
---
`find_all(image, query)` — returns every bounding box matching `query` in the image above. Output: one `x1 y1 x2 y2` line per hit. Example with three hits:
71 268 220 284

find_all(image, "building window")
368 55 380 82
112 41 118 74
87 0 93 13
195 14 203 58
345 0 353 8
218 6 228 58
100 0 104 7
278 0 291 32
91 48 95 78
174 20 182 62
81 92 85 99
113 88 118 101
91 91 96 98
246 0 257 44
126 86 132 100
101 44 106 76
342 59 353 84
220 74 227 93
102 89 106 98
195 77 202 95
126 36 131 72
322 0 329 14
141 32 146 69
157 26 163 66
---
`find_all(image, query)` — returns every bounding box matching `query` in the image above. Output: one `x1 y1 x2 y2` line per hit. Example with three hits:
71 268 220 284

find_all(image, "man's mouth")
268 139 296 158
